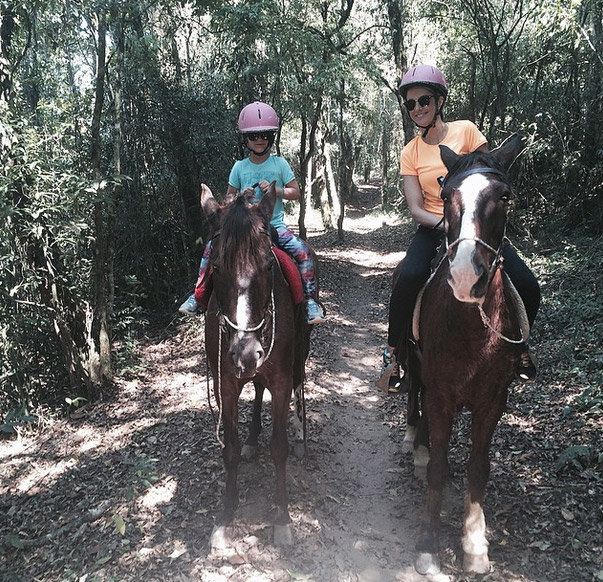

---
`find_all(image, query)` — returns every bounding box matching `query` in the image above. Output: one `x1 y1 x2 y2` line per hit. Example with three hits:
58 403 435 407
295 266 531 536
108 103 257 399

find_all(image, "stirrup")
517 349 537 383
376 349 402 393
387 360 408 394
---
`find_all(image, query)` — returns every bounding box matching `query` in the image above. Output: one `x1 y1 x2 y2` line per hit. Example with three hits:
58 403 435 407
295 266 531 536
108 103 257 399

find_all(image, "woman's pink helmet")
238 101 280 133
399 64 449 98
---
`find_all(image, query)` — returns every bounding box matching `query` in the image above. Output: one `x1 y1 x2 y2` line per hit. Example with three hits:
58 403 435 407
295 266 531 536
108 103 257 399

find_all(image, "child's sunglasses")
245 132 275 141
403 94 434 112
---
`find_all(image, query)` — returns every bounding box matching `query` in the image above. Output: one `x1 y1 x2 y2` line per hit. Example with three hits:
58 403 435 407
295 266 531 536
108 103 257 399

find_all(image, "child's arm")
257 179 300 201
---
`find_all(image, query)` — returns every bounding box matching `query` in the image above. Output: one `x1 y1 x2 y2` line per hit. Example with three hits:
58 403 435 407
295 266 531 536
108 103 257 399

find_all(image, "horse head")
201 182 277 378
439 136 524 303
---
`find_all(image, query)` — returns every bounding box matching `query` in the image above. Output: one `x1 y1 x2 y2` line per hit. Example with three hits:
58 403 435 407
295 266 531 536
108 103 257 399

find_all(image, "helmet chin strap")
416 106 440 138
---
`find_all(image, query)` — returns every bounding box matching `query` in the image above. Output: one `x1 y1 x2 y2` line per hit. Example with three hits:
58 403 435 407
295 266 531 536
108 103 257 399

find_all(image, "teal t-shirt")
228 155 295 229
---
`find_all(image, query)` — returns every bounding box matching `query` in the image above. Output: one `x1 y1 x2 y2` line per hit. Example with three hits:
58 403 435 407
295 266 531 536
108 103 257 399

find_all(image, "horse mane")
214 194 267 272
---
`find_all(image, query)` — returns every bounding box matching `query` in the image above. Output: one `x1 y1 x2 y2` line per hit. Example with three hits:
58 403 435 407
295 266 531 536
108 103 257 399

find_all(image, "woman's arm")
402 175 444 230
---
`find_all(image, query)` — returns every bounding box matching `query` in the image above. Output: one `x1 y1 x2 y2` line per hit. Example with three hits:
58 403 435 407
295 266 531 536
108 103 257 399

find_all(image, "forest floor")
1 183 602 582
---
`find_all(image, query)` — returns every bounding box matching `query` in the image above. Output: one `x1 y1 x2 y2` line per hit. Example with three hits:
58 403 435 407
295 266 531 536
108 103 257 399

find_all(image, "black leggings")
387 226 541 349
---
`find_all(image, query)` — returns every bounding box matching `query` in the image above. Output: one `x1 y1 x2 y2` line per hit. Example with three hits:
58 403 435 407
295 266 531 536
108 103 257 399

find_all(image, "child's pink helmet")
399 64 449 98
238 102 280 133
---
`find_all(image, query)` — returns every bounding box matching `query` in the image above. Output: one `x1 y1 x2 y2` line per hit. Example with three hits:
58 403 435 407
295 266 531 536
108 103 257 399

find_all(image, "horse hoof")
273 523 293 546
415 552 441 575
292 441 305 459
463 553 490 573
241 444 258 460
402 438 414 454
209 525 229 550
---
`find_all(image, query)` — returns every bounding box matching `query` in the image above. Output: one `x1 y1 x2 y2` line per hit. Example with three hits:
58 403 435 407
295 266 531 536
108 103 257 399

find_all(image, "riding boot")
376 348 408 394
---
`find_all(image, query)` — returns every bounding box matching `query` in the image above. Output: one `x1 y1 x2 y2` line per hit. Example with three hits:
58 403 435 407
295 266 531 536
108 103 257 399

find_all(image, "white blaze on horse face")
448 174 489 303
236 275 252 337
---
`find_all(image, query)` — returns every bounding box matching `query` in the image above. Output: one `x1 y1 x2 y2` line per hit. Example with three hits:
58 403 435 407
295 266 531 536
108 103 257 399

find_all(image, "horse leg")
406 354 430 478
413 402 430 481
415 411 452 576
291 323 310 459
462 409 502 573
210 386 241 550
270 386 293 546
242 381 264 460
403 370 419 454
291 380 306 459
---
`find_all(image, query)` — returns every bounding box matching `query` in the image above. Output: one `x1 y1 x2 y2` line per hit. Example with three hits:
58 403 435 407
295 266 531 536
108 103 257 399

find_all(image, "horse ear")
491 135 524 171
258 180 277 224
439 145 461 172
200 183 221 226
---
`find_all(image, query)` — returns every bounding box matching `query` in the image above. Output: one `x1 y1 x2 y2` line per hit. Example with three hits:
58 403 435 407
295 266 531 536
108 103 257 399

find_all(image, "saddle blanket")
194 246 303 307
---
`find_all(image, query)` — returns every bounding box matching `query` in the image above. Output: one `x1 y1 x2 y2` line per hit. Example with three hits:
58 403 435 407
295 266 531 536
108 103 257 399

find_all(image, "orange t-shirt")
400 120 487 216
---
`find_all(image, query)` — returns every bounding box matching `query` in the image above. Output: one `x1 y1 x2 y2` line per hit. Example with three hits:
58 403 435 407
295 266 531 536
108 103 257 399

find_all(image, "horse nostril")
256 349 264 361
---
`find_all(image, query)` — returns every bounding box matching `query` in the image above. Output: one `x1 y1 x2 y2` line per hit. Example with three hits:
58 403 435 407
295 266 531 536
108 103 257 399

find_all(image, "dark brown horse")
404 136 529 575
200 182 312 549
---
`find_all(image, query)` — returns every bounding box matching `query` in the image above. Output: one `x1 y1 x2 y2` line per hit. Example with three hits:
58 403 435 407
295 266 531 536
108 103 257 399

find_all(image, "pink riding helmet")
238 102 280 133
399 64 449 98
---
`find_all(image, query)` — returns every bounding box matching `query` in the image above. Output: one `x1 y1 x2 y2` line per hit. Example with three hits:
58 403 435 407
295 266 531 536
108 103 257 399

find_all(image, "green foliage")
556 444 597 474
125 454 160 500
0 404 37 435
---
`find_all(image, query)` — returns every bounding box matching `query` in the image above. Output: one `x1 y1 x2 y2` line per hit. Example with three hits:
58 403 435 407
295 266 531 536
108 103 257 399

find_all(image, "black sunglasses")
245 132 274 141
403 94 434 112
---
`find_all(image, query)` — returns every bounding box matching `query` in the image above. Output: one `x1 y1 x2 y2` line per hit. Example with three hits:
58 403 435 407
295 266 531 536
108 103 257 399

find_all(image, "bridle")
209 229 279 448
217 261 277 363
213 227 277 362
440 166 508 273
436 166 525 344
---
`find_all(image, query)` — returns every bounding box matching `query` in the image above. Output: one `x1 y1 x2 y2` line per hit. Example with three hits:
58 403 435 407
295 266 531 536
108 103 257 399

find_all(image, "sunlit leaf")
114 514 126 535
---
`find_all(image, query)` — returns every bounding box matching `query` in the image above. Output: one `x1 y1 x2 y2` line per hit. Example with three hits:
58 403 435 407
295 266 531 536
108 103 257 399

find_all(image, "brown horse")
201 182 313 548
404 136 529 575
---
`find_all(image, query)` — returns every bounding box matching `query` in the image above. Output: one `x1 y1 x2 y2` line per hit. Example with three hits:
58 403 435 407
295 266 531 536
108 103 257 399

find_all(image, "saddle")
194 246 304 307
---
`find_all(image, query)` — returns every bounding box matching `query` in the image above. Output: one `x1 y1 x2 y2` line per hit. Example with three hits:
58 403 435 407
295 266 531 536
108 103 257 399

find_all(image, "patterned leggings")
195 226 317 303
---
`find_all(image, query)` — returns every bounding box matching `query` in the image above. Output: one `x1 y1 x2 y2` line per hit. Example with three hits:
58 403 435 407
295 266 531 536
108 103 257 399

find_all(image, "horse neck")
434 262 506 334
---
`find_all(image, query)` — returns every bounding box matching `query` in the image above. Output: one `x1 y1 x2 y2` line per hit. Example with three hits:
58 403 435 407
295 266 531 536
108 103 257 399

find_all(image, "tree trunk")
89 9 112 386
311 128 334 230
297 99 322 240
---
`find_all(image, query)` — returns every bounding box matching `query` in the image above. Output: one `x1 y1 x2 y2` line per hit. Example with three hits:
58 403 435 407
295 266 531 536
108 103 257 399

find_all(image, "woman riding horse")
382 64 540 392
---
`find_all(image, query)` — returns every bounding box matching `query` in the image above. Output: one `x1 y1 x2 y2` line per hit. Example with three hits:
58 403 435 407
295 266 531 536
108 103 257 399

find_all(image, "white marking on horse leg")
414 444 430 481
402 424 417 453
209 525 230 550
462 496 490 573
